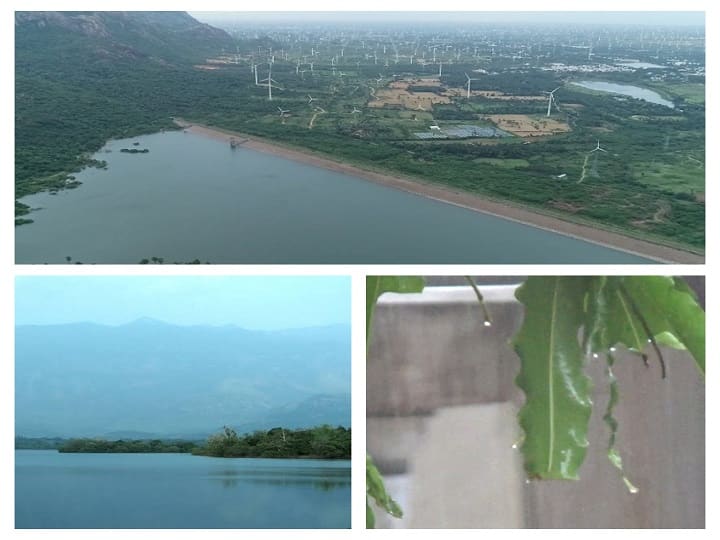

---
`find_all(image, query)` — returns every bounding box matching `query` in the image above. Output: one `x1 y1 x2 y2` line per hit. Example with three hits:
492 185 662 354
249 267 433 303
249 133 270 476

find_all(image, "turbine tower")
259 63 282 101
464 72 479 98
588 140 607 178
542 86 562 117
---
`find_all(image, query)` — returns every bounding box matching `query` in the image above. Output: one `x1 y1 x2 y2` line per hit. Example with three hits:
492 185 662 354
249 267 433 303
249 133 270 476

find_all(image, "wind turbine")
588 140 607 178
277 106 290 117
351 106 361 114
307 95 315 104
542 86 562 117
260 63 282 101
464 72 479 98
590 140 607 153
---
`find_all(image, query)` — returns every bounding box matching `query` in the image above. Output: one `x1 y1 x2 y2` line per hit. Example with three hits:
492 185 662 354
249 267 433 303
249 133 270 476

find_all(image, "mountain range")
16 11 234 66
15 319 350 438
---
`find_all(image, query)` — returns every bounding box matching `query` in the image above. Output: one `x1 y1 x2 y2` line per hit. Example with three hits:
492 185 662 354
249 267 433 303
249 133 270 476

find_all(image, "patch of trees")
407 85 445 94
433 105 478 120
15 437 67 450
58 438 199 453
192 425 351 459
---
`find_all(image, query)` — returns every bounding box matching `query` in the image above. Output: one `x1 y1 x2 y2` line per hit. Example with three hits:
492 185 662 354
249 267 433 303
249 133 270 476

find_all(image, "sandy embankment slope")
173 119 703 264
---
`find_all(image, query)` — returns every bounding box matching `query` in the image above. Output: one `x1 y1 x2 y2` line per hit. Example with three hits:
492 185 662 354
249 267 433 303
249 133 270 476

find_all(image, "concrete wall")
367 285 705 528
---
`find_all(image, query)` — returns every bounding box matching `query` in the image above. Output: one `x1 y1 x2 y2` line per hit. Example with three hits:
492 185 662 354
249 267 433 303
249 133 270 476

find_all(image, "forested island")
58 438 198 453
17 425 351 459
192 426 351 459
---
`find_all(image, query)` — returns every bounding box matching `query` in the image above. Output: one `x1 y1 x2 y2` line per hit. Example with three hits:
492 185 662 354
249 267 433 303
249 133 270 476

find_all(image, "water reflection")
16 451 351 528
208 466 350 490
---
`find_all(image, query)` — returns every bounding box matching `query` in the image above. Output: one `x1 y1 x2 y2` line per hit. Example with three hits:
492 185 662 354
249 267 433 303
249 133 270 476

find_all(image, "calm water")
572 80 674 108
15 450 350 528
16 131 651 263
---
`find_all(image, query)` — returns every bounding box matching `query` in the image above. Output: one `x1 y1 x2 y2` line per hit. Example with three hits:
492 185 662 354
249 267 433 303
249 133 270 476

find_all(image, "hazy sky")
191 11 705 27
15 276 350 329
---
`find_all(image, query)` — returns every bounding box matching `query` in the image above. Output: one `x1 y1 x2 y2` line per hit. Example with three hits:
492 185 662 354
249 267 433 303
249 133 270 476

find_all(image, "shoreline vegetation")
192 426 350 459
174 118 703 264
16 425 351 460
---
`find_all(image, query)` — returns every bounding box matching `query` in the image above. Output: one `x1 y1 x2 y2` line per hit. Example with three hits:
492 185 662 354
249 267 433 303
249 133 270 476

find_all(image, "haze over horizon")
16 277 352 438
15 276 350 330
191 11 705 27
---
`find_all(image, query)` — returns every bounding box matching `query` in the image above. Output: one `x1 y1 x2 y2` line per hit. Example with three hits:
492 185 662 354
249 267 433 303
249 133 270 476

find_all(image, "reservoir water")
572 80 674 108
16 131 651 264
15 450 350 528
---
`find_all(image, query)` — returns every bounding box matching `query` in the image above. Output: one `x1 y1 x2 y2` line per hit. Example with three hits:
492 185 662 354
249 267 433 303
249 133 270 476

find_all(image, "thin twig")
465 276 492 325
617 282 666 379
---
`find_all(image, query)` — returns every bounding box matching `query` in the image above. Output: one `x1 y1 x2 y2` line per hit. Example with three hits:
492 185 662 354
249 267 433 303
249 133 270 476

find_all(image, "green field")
650 82 706 105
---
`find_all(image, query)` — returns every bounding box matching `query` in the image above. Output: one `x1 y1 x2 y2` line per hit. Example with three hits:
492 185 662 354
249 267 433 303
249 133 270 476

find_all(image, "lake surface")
572 80 674 108
15 450 350 528
16 131 651 263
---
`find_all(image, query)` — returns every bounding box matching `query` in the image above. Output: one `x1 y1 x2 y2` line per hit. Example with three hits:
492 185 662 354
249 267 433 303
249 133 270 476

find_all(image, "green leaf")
584 277 704 376
366 454 403 528
602 353 638 493
366 276 424 346
624 276 704 376
514 277 593 480
584 277 647 356
366 501 375 529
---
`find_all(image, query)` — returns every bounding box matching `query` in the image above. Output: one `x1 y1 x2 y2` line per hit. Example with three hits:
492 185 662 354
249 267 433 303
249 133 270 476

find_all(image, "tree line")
192 425 351 459
17 425 351 459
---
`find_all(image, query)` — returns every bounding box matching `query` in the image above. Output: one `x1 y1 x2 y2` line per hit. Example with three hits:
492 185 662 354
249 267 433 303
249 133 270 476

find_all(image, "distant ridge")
16 321 350 437
15 11 234 64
